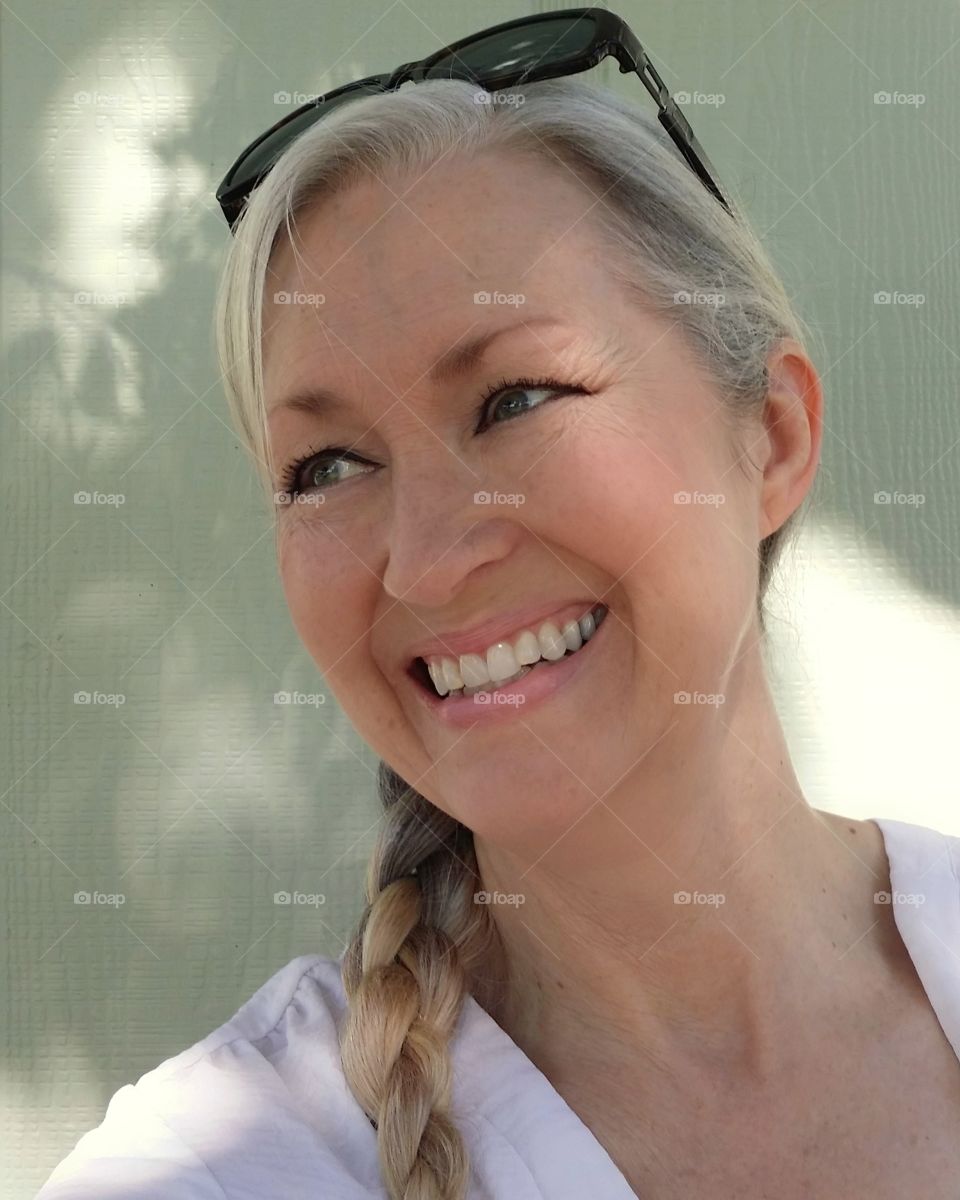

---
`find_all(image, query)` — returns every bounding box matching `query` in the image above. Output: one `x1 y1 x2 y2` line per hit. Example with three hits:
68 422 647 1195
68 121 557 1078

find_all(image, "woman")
38 32 960 1200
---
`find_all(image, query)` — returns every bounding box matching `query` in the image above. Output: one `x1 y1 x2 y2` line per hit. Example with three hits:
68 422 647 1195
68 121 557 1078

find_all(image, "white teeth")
537 621 567 661
487 641 521 683
514 629 541 665
427 659 450 697
420 603 606 698
562 619 583 653
440 657 464 693
458 652 490 688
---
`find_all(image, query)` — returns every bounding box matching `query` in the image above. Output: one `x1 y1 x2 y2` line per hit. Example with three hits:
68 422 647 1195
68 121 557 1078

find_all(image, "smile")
408 603 609 723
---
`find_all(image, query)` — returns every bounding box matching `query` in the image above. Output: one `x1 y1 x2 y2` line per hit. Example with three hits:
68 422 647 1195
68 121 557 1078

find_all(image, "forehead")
261 148 621 407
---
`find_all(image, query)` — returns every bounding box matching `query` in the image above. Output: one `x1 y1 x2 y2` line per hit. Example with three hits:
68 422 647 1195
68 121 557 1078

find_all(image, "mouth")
407 601 609 702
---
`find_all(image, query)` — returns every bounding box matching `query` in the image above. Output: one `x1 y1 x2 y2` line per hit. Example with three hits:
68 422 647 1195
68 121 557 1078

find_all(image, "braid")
340 762 503 1200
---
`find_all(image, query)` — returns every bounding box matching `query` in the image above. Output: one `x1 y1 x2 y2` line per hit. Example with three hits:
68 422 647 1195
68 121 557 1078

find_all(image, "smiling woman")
37 52 960 1200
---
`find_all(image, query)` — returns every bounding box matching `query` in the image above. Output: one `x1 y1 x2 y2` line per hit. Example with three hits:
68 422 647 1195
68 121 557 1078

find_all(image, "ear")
755 338 823 540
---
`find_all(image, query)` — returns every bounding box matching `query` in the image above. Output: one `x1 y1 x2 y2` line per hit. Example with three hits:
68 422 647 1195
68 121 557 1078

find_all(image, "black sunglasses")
215 7 733 233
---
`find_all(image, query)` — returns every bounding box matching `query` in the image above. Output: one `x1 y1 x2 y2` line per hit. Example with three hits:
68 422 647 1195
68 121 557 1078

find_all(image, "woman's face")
261 149 811 861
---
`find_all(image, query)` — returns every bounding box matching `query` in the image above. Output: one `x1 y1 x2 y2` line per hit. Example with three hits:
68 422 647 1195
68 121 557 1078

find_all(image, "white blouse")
35 817 960 1199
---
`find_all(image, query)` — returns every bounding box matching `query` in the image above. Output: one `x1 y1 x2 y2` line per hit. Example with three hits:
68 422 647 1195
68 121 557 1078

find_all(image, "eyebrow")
268 317 571 422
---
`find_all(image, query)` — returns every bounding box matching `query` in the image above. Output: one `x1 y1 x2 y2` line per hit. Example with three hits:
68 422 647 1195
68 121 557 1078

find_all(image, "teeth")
459 652 490 688
420 602 607 699
537 621 567 661
514 629 541 665
440 657 464 693
487 641 521 683
562 619 583 653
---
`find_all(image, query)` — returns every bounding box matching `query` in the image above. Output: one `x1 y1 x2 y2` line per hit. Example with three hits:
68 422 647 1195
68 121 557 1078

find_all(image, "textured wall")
3 1 959 1195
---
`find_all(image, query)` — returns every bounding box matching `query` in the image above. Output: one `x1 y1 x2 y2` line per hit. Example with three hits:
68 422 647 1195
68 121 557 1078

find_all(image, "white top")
36 817 960 1199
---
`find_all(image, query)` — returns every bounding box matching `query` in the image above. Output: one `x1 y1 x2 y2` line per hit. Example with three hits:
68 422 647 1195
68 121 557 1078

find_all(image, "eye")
477 375 587 432
276 447 373 500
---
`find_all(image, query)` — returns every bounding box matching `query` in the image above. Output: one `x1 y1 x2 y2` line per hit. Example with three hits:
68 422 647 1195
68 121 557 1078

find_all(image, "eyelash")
276 374 587 498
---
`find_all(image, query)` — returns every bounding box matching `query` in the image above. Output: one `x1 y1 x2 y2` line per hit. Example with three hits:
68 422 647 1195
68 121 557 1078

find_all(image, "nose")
381 451 520 609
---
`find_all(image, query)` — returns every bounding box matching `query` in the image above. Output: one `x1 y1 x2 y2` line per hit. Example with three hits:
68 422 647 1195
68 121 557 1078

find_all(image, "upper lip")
402 598 602 667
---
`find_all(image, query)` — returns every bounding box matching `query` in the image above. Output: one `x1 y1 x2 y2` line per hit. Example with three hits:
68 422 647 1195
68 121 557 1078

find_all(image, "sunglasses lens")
423 14 598 81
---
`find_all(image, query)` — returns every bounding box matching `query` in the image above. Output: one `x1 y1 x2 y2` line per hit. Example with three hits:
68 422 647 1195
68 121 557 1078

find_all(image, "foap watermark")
674 890 725 906
674 690 725 707
674 490 725 507
874 490 925 506
673 289 725 307
74 691 125 706
74 890 125 906
73 90 123 108
874 889 925 906
274 890 326 906
474 490 525 507
274 290 325 306
474 889 525 906
674 90 725 107
874 290 925 306
473 690 526 707
73 291 128 307
473 290 525 307
873 90 925 107
274 491 325 507
274 91 323 105
274 691 326 707
74 490 125 506
473 90 525 108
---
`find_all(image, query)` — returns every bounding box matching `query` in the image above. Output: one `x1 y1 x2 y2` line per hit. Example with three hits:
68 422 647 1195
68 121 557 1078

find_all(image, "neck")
472 651 893 1092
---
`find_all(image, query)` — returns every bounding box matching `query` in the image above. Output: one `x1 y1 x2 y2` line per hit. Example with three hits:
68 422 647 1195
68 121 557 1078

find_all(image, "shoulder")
36 953 385 1199
873 816 960 1060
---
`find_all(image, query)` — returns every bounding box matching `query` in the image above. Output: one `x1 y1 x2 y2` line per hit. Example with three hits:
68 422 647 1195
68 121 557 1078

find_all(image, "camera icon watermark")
673 890 725 906
73 292 127 307
273 290 325 306
673 490 725 507
273 91 323 106
473 490 525 506
873 490 925 506
873 91 925 106
74 691 126 706
74 491 125 506
473 290 525 307
273 691 326 707
74 890 125 906
874 889 925 906
273 491 326 506
473 689 526 707
473 889 525 906
873 290 925 306
673 90 725 107
273 890 326 906
672 289 725 307
473 90 526 107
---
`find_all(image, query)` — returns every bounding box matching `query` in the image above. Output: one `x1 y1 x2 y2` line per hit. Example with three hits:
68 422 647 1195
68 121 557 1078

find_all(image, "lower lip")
412 609 608 729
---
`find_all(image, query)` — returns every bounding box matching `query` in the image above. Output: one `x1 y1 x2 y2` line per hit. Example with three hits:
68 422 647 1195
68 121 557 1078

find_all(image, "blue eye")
478 375 582 429
276 374 588 502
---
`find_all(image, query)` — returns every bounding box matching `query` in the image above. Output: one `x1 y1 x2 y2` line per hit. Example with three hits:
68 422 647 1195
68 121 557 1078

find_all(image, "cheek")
277 522 371 672
527 425 681 571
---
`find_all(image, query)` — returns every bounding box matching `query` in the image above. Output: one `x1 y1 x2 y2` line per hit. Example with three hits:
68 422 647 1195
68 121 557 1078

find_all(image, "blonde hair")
213 77 819 1198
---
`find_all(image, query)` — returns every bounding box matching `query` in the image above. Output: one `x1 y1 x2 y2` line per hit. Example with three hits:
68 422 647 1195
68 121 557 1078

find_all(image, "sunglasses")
215 6 733 233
